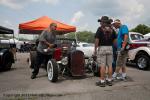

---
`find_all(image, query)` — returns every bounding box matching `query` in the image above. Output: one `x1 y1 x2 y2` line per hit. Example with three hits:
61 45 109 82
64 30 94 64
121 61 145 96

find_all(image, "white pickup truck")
128 32 150 70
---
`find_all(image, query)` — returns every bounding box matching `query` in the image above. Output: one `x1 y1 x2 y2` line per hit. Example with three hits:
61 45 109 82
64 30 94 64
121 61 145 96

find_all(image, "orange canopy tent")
19 16 76 34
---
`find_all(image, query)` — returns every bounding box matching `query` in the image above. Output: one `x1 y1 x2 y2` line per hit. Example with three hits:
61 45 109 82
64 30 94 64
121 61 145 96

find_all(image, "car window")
82 43 94 47
130 34 144 40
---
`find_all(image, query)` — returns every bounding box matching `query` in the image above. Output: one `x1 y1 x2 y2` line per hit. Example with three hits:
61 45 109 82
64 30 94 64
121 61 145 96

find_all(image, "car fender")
0 49 14 64
0 49 9 66
0 49 9 57
128 47 150 60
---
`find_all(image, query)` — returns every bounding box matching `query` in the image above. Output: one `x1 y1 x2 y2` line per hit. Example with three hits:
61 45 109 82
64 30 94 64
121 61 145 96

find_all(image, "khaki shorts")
97 46 113 67
116 50 128 67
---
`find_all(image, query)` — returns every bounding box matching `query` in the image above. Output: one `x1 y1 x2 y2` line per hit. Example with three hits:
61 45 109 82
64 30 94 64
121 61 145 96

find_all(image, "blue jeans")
112 45 117 73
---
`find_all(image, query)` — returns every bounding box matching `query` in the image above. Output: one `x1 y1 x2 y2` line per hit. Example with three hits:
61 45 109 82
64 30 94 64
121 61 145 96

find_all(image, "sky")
0 0 150 39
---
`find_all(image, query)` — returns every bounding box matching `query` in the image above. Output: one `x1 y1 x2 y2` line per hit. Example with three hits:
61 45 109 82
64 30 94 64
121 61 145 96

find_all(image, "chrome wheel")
47 61 53 81
47 59 58 82
136 54 150 70
137 57 147 69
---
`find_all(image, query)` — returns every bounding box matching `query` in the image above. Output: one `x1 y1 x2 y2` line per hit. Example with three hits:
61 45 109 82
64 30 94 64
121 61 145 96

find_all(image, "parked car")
0 26 15 70
144 33 150 40
76 42 94 58
127 32 150 70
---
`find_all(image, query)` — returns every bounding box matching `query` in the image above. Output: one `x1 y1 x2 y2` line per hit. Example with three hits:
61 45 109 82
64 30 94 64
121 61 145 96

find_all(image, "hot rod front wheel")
47 59 58 82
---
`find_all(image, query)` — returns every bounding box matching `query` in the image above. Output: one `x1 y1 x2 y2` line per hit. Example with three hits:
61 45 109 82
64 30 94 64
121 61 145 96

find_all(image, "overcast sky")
0 0 149 39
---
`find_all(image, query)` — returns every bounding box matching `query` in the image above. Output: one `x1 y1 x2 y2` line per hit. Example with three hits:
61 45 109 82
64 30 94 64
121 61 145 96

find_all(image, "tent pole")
13 33 15 44
75 32 78 43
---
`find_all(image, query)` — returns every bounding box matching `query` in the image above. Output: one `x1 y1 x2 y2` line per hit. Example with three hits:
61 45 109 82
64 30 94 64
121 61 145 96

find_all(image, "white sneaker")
112 73 117 80
112 74 116 78
121 76 127 81
116 76 122 80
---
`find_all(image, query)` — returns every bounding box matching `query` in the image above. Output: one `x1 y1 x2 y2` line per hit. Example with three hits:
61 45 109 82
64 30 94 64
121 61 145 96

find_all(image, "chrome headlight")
88 57 94 63
62 46 68 51
61 57 68 65
0 52 3 55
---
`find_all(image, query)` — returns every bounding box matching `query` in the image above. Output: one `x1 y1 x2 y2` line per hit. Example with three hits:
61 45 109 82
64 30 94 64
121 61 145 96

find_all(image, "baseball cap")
113 19 121 24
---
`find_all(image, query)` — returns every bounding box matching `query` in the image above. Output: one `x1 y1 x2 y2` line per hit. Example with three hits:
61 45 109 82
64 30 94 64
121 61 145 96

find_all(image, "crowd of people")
94 16 129 87
30 16 129 88
18 42 36 53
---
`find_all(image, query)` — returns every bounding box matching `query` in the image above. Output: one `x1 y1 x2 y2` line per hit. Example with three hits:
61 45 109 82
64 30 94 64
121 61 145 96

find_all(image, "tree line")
130 24 150 35
1 24 149 43
66 24 150 43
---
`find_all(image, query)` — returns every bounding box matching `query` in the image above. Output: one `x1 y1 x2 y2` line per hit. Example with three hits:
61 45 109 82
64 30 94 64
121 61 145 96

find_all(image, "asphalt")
0 53 150 100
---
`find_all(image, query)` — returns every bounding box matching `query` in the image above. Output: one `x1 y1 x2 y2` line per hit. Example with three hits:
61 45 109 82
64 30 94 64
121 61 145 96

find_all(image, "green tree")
66 31 95 43
65 32 76 39
130 24 150 35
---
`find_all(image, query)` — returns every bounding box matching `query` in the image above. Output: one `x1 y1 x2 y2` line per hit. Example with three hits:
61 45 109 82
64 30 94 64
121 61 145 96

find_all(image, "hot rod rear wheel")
136 54 150 70
47 59 58 82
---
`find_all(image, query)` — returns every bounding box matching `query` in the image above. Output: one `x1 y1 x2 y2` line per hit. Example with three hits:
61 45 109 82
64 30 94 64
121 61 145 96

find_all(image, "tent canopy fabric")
19 16 76 34
0 26 14 34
